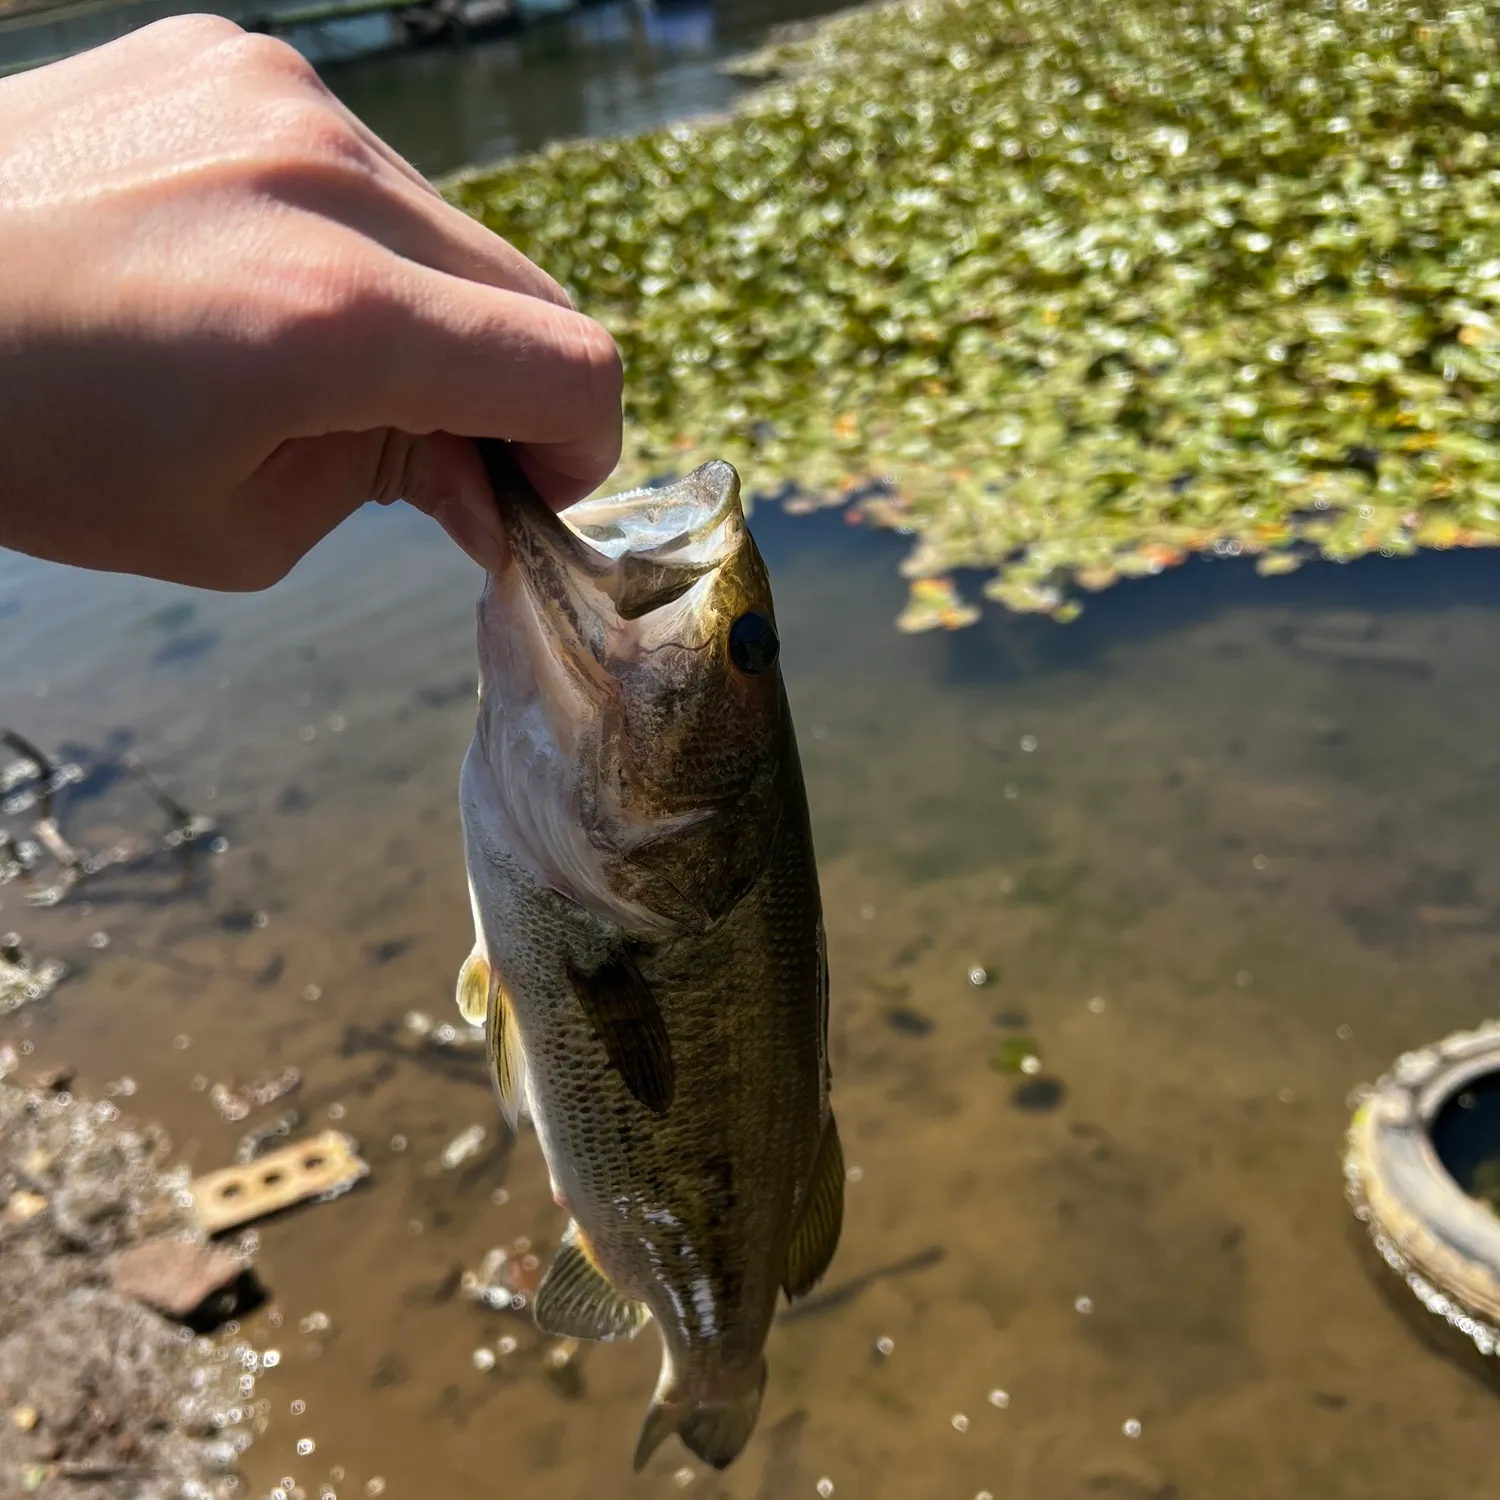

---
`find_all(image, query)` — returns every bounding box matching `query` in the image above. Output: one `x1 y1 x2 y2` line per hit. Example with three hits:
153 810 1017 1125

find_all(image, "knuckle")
136 14 244 51
222 29 320 85
570 315 624 407
253 97 372 185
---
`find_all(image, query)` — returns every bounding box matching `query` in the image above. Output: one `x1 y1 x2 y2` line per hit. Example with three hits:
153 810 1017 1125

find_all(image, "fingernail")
434 484 509 574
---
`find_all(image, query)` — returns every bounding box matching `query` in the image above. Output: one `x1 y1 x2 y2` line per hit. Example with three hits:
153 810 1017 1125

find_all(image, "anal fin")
534 1223 649 1342
782 1112 844 1299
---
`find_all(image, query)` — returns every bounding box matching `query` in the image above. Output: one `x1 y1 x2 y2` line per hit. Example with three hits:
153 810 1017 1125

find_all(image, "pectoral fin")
488 979 528 1132
567 951 675 1114
782 1113 845 1299
455 947 493 1026
534 1223 650 1342
460 948 527 1129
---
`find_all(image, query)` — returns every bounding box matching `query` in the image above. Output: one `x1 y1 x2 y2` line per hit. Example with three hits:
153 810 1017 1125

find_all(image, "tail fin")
632 1360 767 1473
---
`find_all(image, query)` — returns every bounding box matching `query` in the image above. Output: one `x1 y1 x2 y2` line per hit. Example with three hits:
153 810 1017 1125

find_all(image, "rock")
25 1067 74 1094
5 1191 47 1223
105 1237 251 1321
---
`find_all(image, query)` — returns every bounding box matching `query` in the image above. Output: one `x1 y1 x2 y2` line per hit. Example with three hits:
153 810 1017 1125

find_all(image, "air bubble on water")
290 1400 306 1416
330 1471 345 1484
328 715 347 733
254 911 269 929
262 1350 281 1369
1278 1087 1295 1104
173 1034 192 1050
497 1336 518 1356
1122 1418 1142 1438
816 1481 835 1498
408 1220 423 1236
299 726 317 744
1020 1055 1042 1076
272 1489 288 1500
859 904 876 921
1075 1296 1093 1315
968 966 988 987
1020 734 1038 752
513 1236 531 1253
303 985 322 1002
1087 996 1106 1013
673 1468 695 1488
1251 854 1268 871
875 1336 894 1357
327 1103 345 1121
951 1413 970 1432
238 1375 255 1396
365 1482 385 1497
281 1477 296 1490
264 1303 279 1324
89 931 109 949
845 1165 864 1184
390 1135 407 1153
977 1492 995 1500
320 1488 336 1500
988 1388 1009 1408
1336 1023 1353 1040
472 1348 496 1371
211 837 230 855
297 1439 315 1457
491 1188 509 1206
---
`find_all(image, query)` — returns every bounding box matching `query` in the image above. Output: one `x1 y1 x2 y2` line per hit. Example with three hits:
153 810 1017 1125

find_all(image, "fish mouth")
476 441 746 627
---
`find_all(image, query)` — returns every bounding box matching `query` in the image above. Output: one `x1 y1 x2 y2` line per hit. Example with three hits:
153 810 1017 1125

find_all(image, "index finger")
291 243 624 506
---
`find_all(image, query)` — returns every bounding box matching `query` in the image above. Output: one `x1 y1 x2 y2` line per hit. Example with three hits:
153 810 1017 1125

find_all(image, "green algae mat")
445 0 1500 627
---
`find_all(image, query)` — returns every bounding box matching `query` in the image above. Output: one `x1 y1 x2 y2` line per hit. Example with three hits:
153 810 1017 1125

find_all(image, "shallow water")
7 494 1500 1498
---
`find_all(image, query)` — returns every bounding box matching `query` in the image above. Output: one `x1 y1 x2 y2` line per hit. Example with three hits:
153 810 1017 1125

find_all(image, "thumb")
232 429 508 584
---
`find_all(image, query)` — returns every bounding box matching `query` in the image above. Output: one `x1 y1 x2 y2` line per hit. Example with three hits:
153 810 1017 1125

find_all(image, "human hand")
0 16 622 588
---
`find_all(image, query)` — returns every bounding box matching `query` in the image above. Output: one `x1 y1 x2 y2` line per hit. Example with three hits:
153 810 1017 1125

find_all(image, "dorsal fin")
782 1113 844 1299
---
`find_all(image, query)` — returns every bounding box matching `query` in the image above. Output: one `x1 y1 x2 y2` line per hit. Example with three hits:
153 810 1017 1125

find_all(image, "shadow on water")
8 490 1500 1497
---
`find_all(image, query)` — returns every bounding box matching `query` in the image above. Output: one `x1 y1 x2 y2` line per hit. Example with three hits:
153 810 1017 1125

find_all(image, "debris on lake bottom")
0 1083 251 1500
190 1130 369 1236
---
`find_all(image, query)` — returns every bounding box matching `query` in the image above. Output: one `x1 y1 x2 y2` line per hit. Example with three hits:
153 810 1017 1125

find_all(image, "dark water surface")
322 0 853 180
7 495 1500 1498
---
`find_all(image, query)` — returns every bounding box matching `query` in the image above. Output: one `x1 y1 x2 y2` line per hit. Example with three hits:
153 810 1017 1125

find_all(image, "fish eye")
728 612 779 675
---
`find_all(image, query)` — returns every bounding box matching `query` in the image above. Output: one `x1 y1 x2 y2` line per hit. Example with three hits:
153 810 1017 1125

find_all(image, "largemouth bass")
456 443 843 1472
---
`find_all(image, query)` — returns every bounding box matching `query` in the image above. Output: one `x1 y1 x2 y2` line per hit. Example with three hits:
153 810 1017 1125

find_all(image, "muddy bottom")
5 502 1500 1499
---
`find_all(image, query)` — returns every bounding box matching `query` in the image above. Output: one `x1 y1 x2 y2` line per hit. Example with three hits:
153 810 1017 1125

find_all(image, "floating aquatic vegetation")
446 0 1500 622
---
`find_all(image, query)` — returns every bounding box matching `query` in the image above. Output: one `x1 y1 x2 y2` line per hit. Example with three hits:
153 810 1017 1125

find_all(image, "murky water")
8 491 1500 1498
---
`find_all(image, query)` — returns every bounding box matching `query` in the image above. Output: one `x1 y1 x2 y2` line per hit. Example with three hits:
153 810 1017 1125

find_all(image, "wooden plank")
190 1129 368 1235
